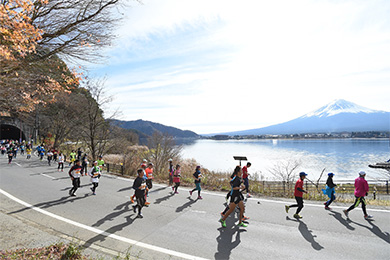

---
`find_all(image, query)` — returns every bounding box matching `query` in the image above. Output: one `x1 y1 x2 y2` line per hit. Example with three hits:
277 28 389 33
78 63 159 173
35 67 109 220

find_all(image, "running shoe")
325 206 331 210
285 205 289 213
343 209 349 218
247 193 252 198
220 212 225 217
242 216 250 221
364 215 373 220
198 196 203 199
189 190 193 196
130 197 134 203
137 213 143 218
132 205 136 213
174 191 179 194
219 219 226 228
144 202 150 207
293 214 302 219
238 222 248 227
92 192 96 195
69 190 72 196
172 186 174 191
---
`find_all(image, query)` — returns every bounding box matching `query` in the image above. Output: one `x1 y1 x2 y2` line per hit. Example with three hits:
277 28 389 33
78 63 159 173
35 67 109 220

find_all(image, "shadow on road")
350 219 390 244
328 210 355 230
154 193 174 205
214 216 247 260
92 201 133 227
148 186 167 194
176 197 197 212
8 194 90 214
286 216 324 251
83 214 136 250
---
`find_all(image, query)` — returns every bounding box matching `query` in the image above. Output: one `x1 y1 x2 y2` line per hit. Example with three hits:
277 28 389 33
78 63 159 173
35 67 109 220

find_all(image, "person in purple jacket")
343 171 373 220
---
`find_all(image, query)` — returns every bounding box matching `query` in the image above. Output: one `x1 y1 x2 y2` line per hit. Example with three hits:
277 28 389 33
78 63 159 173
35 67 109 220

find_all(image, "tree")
1 0 124 112
146 132 182 177
77 78 117 161
38 91 83 148
269 159 301 195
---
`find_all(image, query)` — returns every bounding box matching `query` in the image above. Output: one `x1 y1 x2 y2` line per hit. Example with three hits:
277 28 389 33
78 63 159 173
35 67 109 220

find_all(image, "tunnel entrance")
0 124 26 141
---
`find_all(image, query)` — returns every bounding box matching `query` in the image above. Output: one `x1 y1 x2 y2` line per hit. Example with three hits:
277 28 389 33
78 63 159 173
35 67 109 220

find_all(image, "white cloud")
93 0 390 134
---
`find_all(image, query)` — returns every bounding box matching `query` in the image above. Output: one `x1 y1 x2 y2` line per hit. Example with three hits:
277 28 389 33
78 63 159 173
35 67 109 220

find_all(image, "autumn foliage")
1 0 120 114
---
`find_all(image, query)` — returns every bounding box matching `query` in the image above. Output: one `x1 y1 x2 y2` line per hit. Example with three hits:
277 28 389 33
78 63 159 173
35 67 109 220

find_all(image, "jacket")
354 176 369 197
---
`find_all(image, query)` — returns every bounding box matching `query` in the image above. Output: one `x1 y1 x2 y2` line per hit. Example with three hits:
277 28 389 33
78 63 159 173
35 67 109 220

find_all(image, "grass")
0 242 89 260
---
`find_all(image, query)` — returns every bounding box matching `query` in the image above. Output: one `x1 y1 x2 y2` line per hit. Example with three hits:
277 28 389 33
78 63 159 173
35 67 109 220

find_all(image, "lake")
180 139 390 180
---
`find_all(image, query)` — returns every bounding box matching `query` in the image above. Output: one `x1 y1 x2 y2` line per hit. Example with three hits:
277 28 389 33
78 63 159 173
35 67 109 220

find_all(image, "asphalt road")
0 155 389 260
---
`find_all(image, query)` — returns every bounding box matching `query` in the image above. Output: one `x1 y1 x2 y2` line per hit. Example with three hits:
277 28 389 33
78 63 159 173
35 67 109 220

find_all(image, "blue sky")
88 0 390 134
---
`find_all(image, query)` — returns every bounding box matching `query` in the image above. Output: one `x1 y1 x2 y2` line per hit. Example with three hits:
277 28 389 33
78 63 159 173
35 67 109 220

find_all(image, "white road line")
41 173 57 180
0 188 209 260
15 163 22 167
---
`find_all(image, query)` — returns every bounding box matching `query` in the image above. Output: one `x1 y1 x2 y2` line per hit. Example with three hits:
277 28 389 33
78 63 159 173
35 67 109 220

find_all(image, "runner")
145 163 154 190
39 146 45 160
132 168 147 218
285 172 308 219
144 163 154 206
131 163 147 204
323 172 337 210
189 166 203 199
219 165 247 228
88 161 101 195
7 145 14 164
225 169 238 203
81 153 89 176
97 155 105 173
47 150 53 166
53 149 58 162
172 164 181 194
343 171 373 219
58 152 64 171
26 146 32 159
69 150 76 166
168 158 174 186
242 162 252 198
68 160 84 196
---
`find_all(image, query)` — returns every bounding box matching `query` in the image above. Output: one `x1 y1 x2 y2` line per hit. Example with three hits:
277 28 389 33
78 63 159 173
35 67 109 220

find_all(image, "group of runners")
2 139 374 226
1 139 33 163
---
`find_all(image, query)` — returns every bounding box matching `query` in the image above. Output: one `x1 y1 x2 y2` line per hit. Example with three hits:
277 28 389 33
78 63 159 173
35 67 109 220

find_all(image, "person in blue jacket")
323 173 337 210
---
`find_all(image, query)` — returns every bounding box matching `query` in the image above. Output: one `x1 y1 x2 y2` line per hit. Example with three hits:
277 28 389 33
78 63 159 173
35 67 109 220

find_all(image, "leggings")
70 178 80 195
325 191 336 206
243 178 249 193
346 196 367 215
58 162 64 170
191 183 201 196
135 195 145 214
174 182 180 192
91 182 99 192
289 196 304 214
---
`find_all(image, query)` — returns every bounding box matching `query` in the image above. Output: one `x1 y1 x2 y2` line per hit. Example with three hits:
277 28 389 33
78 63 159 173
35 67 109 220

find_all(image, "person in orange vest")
144 163 154 206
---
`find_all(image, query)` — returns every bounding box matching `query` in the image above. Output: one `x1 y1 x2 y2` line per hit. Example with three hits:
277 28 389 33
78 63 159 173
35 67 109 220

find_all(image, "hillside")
110 119 199 138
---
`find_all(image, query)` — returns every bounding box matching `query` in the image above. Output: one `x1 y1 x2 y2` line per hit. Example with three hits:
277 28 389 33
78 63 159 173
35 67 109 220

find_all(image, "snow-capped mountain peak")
303 99 379 118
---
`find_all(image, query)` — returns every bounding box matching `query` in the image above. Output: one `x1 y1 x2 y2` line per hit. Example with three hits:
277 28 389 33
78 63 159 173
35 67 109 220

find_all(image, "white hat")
359 171 366 176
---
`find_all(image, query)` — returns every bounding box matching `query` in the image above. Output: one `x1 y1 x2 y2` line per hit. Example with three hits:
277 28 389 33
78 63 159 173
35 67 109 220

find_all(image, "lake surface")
180 139 390 180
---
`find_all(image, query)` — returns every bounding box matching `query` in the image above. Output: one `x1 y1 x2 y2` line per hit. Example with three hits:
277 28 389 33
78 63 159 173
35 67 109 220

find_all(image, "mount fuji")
221 99 390 136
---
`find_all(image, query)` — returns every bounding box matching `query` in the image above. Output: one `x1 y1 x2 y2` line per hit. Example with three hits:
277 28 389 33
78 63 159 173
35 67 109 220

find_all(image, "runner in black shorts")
219 166 247 228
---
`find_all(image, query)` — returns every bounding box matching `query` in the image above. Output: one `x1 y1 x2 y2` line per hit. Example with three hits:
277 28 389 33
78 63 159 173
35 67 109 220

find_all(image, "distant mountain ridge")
218 99 390 136
110 119 199 138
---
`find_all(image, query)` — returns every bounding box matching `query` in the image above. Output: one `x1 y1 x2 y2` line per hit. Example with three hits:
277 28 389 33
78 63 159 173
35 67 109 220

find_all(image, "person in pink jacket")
343 171 373 220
